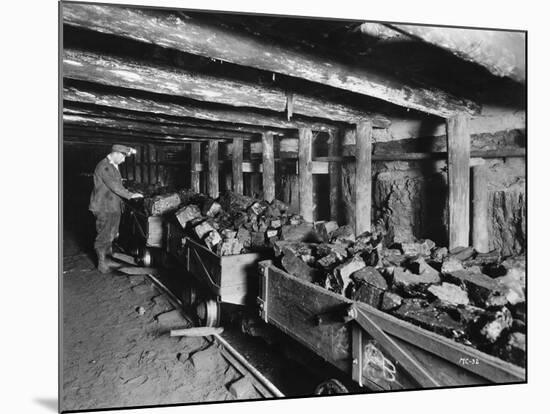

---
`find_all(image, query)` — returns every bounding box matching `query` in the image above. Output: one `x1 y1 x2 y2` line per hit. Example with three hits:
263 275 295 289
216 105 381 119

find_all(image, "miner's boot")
96 248 111 274
104 244 123 270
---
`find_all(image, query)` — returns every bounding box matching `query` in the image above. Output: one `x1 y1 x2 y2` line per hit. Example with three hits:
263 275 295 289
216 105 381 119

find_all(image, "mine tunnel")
61 2 526 412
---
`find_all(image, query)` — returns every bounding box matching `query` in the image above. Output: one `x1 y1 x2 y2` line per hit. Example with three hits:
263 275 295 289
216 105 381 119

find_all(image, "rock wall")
371 155 525 256
373 161 448 246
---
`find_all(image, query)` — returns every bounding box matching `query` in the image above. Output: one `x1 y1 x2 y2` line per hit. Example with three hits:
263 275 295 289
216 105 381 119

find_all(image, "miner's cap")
111 144 137 156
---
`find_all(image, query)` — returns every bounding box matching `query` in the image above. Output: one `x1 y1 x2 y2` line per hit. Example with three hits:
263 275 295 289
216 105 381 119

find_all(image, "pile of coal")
173 191 312 256
272 234 526 367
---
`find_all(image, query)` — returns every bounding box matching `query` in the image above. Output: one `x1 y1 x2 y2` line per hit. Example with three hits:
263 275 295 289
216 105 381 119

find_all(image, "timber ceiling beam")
63 103 287 136
63 49 390 127
63 84 341 132
63 3 479 117
64 126 211 145
63 113 255 141
382 24 525 83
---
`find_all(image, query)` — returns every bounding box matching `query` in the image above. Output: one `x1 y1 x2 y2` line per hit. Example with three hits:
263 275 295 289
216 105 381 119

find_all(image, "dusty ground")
61 232 261 412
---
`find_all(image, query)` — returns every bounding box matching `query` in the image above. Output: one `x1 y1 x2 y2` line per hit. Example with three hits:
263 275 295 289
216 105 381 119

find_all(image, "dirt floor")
61 231 262 412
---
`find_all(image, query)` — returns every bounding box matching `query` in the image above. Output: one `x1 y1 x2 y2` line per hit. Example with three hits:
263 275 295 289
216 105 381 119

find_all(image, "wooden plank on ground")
118 266 158 276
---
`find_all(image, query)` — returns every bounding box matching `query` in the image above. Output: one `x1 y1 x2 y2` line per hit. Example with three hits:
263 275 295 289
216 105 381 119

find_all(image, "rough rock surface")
372 152 525 255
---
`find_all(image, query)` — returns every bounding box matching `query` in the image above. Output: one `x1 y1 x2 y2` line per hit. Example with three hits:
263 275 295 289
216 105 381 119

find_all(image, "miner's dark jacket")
89 157 133 213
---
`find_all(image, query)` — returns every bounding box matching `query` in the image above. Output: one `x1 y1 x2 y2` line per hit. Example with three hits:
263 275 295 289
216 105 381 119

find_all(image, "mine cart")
178 236 271 326
257 261 526 393
119 202 165 266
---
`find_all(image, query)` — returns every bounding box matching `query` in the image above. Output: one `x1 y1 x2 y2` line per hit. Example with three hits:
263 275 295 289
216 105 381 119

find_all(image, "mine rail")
115 252 285 399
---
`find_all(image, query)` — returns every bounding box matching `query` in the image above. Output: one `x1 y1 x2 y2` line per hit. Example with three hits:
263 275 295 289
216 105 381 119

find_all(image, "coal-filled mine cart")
178 236 270 327
257 261 526 393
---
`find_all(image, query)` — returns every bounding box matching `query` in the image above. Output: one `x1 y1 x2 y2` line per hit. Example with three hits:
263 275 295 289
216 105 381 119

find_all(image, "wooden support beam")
388 24 525 83
63 49 391 126
190 142 201 193
355 121 372 235
250 173 261 198
64 103 283 136
63 3 480 116
63 113 254 141
232 138 244 194
148 144 156 184
63 85 340 132
472 163 489 253
298 128 314 222
208 141 219 198
262 132 275 202
132 150 139 182
140 145 147 184
328 129 341 223
157 146 165 186
446 114 471 249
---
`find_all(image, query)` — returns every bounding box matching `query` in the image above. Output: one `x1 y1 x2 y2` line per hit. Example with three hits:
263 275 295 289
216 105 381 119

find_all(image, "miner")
89 144 143 273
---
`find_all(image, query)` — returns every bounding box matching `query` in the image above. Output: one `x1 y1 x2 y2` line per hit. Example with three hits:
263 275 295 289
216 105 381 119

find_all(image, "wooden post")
298 128 314 222
147 144 156 184
446 114 471 249
132 149 137 181
472 162 489 253
190 142 201 193
208 140 219 198
328 129 341 223
262 132 275 202
157 146 165 186
140 145 147 184
355 121 372 235
232 138 243 194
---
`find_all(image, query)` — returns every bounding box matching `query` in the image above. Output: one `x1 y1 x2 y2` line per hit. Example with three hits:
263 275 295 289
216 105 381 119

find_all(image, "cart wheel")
181 285 199 306
196 299 221 327
314 379 348 395
139 248 153 267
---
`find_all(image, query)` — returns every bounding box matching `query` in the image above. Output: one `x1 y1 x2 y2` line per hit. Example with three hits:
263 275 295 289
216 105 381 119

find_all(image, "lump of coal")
175 204 202 228
499 332 526 367
427 282 469 306
448 246 476 261
444 270 507 308
329 225 356 244
335 256 366 290
281 251 319 283
393 298 467 340
281 223 320 242
381 292 403 311
477 307 513 343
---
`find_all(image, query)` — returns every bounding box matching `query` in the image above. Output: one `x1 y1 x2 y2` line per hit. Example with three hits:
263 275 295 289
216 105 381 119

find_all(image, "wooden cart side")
183 237 268 305
184 237 222 295
258 262 525 389
220 252 264 305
